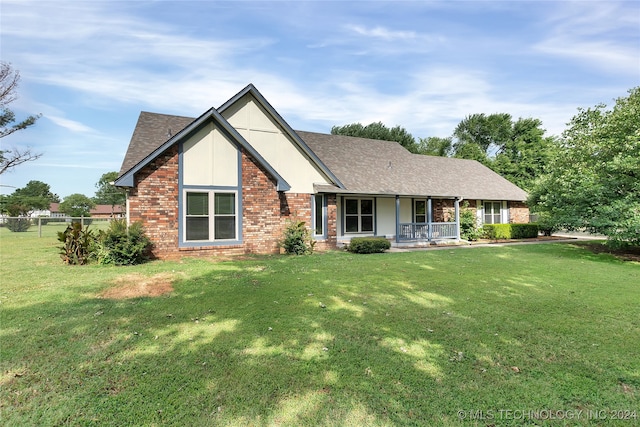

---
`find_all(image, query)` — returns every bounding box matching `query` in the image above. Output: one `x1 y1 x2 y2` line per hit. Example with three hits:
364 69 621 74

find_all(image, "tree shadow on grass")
2 248 638 425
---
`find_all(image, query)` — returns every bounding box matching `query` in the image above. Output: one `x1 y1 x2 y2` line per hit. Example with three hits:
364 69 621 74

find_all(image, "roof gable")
115 106 290 191
218 84 344 189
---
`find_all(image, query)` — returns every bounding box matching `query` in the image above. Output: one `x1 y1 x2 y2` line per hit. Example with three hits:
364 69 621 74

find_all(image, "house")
115 84 529 259
33 203 124 218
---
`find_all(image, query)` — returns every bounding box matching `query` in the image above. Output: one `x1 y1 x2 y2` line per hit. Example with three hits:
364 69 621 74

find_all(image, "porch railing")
398 222 458 241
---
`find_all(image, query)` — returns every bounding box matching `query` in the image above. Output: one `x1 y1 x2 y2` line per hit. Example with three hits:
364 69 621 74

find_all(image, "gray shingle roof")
119 111 194 175
119 113 527 201
298 131 528 201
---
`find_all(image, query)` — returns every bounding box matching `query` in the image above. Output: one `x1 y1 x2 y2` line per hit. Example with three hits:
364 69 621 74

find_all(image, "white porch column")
427 197 433 241
455 198 461 240
395 195 400 243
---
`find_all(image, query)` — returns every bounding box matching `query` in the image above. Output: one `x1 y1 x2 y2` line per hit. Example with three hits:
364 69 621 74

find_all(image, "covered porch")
394 195 461 245
334 194 462 247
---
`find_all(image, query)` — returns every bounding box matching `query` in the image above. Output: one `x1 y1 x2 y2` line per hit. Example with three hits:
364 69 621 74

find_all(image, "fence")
0 216 120 237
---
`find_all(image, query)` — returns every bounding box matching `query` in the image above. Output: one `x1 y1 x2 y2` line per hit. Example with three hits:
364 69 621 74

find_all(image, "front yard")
0 226 638 425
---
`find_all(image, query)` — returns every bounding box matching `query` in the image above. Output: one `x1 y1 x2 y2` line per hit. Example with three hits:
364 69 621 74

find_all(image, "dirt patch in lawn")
100 273 176 299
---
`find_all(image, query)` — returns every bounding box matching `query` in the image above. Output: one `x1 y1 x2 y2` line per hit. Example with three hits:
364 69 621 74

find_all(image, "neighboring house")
115 84 529 259
33 203 124 218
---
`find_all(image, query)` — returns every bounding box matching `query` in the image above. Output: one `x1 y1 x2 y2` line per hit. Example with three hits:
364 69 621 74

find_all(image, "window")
414 199 427 223
313 194 325 236
345 198 374 233
185 191 236 241
484 201 502 224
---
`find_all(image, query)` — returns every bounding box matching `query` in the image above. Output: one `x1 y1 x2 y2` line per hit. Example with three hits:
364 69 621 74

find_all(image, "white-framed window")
344 198 374 233
414 199 427 223
483 201 502 224
313 194 325 237
185 191 237 241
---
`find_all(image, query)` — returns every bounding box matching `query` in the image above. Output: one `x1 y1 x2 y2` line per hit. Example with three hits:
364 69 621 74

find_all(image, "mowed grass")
1 226 638 426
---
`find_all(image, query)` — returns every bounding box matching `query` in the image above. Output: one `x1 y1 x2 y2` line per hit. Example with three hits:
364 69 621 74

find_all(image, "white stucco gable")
219 90 339 194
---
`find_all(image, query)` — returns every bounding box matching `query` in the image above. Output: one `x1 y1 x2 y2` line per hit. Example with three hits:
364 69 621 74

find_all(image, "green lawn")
1 226 638 426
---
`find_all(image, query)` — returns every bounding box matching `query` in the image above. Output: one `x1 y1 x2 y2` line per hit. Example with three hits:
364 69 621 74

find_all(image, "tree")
491 118 557 191
59 194 96 218
331 121 419 153
0 61 42 174
529 87 640 247
1 180 59 216
93 171 126 213
452 113 512 162
416 136 453 157
448 113 554 190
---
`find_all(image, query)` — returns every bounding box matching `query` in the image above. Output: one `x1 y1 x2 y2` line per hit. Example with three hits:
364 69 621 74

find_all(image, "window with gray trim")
185 191 236 241
313 194 325 236
345 198 374 233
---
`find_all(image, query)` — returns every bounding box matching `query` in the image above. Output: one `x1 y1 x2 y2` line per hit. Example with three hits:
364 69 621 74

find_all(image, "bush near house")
459 202 481 241
347 237 391 254
483 223 539 240
57 219 152 266
96 220 151 265
280 219 315 255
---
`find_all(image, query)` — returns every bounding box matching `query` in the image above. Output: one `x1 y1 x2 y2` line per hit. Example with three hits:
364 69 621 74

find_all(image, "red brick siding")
509 201 530 223
128 146 180 257
127 146 338 259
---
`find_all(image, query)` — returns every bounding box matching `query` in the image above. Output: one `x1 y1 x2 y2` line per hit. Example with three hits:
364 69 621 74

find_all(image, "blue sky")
1 0 639 199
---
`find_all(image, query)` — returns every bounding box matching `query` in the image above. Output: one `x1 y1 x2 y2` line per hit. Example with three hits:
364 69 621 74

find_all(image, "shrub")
535 212 560 237
511 223 539 239
482 224 511 239
57 221 96 265
280 219 315 255
483 223 539 240
96 219 151 265
6 217 31 232
347 237 391 254
459 202 481 241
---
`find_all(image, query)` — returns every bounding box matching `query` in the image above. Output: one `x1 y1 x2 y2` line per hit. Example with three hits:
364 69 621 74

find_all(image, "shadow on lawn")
2 246 638 425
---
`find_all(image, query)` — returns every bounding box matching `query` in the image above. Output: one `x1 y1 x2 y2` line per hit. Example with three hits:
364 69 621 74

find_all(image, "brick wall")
127 146 338 259
128 146 180 257
509 201 530 223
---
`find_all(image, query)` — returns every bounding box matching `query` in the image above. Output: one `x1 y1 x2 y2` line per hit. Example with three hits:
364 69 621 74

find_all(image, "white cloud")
534 1 640 76
346 25 418 41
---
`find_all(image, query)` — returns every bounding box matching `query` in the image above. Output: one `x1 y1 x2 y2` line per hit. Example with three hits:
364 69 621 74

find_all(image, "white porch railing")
398 222 458 241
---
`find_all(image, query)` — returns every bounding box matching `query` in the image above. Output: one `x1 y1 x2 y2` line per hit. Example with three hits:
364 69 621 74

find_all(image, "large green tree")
0 62 42 174
59 193 96 218
331 121 419 153
416 136 453 157
1 180 59 216
93 171 126 211
447 113 555 190
529 87 640 247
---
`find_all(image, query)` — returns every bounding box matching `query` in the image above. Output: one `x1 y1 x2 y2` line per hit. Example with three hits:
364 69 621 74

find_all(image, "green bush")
96 219 151 265
535 212 560 237
483 223 539 239
511 223 539 239
6 217 31 232
347 237 391 254
57 222 96 265
280 219 315 255
459 202 481 241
